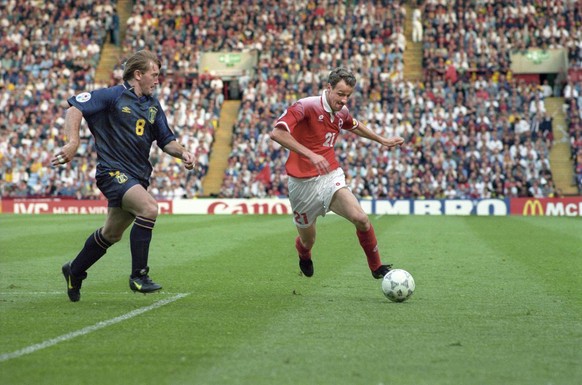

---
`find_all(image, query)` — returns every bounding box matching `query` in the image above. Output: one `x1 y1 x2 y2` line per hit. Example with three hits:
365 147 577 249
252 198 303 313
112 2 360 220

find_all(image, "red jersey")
274 92 359 178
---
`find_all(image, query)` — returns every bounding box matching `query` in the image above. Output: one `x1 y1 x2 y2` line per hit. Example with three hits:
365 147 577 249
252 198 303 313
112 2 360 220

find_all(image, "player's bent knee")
351 214 370 231
139 202 159 220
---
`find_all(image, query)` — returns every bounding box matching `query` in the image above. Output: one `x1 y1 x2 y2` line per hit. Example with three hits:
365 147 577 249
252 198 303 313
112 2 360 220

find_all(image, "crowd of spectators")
0 0 220 199
0 0 112 199
422 0 581 85
419 0 581 194
1 0 581 200
564 78 582 192
220 0 409 197
122 0 234 198
220 0 580 199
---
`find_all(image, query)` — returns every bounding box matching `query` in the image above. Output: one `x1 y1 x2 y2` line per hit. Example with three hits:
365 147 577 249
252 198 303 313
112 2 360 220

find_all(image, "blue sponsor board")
362 199 510 216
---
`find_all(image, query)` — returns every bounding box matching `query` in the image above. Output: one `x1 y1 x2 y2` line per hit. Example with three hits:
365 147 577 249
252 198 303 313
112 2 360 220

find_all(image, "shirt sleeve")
342 110 359 131
67 87 120 117
153 103 176 149
275 101 304 132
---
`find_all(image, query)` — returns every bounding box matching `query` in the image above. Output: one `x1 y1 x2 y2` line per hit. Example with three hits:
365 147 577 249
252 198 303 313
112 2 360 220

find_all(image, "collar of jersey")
321 90 335 117
123 81 138 97
123 81 148 102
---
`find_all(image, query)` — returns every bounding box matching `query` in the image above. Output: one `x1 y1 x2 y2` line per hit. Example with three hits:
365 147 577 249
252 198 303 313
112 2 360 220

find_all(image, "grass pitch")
0 214 581 385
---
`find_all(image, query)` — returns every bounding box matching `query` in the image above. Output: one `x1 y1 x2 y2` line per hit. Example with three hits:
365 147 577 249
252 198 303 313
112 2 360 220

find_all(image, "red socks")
295 227 381 271
295 236 312 261
356 225 382 271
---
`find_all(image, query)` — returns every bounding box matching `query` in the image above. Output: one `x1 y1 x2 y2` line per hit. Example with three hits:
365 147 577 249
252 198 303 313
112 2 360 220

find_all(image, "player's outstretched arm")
51 107 83 166
351 122 404 149
162 140 195 170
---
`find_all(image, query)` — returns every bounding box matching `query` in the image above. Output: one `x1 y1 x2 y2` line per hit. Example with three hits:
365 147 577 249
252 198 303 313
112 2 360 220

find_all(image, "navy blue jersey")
68 82 176 182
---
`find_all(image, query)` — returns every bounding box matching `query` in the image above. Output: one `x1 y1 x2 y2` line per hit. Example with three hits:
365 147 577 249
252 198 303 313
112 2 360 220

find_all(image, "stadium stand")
1 0 580 199
219 0 580 199
0 0 109 198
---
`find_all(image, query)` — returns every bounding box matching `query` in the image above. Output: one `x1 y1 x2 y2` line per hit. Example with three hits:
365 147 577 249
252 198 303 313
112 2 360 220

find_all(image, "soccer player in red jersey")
270 67 404 279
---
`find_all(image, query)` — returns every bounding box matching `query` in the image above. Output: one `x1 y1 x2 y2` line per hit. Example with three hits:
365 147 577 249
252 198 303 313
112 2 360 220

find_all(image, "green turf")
0 214 581 385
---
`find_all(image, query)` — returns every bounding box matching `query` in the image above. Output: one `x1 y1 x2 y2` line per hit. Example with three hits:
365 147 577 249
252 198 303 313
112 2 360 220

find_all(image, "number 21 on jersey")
323 132 336 147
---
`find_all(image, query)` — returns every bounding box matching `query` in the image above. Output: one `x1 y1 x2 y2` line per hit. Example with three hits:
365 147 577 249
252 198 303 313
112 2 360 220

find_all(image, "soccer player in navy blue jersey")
52 50 195 302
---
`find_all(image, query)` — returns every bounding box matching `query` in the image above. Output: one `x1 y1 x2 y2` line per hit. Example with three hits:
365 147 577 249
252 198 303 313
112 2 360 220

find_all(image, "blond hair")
122 50 161 81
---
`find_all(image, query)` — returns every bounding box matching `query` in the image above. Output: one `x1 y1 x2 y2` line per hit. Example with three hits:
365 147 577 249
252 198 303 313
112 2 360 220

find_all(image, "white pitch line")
0 291 181 296
0 291 64 296
0 293 189 363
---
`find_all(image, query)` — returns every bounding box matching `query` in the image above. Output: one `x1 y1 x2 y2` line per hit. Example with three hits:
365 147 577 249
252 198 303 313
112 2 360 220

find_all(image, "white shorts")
288 167 348 228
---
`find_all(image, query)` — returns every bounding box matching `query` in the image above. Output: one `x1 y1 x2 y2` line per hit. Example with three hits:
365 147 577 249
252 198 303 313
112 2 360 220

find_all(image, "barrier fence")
1 197 581 216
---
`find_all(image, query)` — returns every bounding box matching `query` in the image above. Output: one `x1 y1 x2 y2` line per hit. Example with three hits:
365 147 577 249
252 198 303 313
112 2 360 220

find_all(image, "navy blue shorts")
96 171 149 208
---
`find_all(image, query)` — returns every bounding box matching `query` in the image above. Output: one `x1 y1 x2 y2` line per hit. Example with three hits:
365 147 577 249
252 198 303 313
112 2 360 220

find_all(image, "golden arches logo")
522 200 544 216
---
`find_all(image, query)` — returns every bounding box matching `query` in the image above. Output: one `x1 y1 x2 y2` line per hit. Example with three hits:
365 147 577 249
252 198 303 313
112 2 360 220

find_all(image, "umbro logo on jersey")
121 106 132 114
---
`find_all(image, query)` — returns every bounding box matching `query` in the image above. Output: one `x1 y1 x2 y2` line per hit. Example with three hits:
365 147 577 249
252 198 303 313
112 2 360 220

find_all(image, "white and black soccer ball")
381 269 415 302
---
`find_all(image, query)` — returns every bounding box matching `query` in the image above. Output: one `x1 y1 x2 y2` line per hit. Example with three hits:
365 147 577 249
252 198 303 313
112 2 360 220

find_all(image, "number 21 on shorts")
294 211 309 225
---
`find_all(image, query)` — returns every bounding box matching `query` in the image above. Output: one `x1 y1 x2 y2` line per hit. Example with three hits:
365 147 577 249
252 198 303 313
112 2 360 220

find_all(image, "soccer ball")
381 269 415 302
